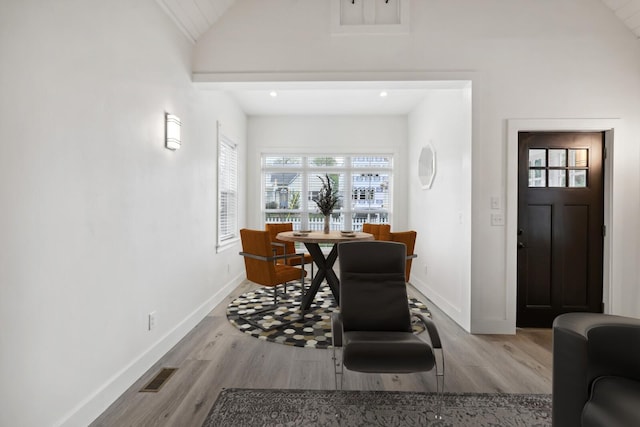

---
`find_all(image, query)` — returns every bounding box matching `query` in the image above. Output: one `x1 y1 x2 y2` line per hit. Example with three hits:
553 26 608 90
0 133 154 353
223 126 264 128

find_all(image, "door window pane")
569 149 588 167
569 170 587 188
529 170 546 187
549 149 567 167
526 147 590 189
529 149 546 167
549 170 566 187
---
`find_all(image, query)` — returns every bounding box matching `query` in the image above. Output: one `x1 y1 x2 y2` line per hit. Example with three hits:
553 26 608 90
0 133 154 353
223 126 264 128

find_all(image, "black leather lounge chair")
332 240 444 419
552 312 640 426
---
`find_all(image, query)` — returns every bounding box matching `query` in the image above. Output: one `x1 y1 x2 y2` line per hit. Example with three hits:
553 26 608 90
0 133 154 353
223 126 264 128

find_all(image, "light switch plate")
491 196 500 210
491 213 505 226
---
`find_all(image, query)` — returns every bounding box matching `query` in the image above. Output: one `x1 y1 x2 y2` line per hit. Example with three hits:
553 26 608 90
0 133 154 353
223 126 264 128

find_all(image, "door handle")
518 242 525 249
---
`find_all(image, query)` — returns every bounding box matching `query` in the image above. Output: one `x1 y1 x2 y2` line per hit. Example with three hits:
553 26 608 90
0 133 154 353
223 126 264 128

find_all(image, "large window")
262 154 392 231
217 133 238 251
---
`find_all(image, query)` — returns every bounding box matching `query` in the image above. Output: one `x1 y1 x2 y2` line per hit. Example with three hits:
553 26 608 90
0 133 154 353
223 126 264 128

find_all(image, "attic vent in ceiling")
140 368 177 392
331 0 409 34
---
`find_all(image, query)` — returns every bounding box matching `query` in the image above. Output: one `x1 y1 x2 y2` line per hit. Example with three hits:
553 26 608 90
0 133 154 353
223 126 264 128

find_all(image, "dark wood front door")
517 131 604 327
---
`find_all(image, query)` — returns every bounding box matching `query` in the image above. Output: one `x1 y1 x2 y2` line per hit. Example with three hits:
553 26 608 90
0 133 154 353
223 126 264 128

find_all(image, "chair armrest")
269 242 307 267
295 252 306 265
331 313 343 347
270 241 289 262
414 313 442 349
554 313 640 380
552 313 640 427
406 253 417 260
239 251 297 263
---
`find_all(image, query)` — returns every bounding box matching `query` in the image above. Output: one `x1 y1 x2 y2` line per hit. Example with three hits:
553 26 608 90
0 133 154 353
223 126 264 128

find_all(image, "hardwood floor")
91 281 552 427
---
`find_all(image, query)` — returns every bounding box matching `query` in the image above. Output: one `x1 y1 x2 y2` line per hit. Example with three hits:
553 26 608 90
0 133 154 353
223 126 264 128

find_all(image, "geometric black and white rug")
226 282 432 349
202 388 552 427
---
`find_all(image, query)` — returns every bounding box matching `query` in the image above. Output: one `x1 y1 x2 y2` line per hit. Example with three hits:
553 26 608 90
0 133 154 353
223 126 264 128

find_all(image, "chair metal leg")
434 347 445 420
332 346 344 391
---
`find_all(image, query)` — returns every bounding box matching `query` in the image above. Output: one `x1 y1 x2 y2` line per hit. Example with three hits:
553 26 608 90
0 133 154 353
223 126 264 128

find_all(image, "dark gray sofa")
552 312 640 426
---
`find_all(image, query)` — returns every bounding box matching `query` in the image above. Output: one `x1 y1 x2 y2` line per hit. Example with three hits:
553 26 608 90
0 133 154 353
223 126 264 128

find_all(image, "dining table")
276 230 374 310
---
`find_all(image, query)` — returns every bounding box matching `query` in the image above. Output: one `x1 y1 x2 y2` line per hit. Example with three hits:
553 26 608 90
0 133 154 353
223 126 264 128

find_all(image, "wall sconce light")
165 113 181 150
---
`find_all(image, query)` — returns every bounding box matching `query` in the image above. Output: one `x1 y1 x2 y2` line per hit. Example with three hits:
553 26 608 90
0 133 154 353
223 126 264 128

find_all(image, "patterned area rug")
226 282 431 349
202 388 552 427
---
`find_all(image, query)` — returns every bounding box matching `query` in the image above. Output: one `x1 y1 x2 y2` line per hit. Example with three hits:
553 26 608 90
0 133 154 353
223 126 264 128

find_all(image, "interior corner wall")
408 89 472 331
246 115 409 229
0 1 247 426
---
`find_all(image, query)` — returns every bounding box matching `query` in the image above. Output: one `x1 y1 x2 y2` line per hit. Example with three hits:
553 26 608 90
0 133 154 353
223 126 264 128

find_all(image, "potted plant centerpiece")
314 174 340 234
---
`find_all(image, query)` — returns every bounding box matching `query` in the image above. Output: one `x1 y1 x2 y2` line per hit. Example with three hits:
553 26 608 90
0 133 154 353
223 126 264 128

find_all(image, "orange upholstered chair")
389 230 417 282
361 223 391 241
265 222 314 278
239 228 307 330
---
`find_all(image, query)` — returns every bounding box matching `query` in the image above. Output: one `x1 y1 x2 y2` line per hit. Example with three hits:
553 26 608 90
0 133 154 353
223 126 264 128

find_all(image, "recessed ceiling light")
380 91 388 97
270 91 278 97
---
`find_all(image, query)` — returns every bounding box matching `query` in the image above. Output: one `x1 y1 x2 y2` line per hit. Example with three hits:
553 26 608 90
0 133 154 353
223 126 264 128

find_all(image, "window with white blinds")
217 133 238 251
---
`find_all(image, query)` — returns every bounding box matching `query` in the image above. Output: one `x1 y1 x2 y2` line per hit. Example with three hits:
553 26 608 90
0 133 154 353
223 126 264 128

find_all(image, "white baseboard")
411 278 516 334
411 277 470 332
56 274 243 427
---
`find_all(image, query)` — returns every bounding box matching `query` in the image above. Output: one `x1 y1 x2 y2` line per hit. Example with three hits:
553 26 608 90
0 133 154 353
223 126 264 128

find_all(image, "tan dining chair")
239 228 307 330
265 222 314 279
361 223 391 241
390 230 417 283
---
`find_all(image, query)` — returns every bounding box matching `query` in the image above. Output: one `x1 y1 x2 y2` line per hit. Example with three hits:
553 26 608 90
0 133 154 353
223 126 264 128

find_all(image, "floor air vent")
140 368 177 392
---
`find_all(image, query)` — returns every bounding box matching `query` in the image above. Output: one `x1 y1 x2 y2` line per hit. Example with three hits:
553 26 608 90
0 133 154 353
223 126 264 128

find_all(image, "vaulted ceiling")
156 0 640 116
602 0 640 37
157 0 640 43
155 0 236 43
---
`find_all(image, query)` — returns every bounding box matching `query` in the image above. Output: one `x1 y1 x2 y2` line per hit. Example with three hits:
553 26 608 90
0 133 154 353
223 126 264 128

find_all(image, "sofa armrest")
552 313 640 427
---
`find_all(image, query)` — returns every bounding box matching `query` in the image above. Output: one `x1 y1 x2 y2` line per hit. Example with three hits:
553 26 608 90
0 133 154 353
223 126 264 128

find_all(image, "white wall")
408 89 473 331
246 116 408 229
195 0 640 331
0 1 246 426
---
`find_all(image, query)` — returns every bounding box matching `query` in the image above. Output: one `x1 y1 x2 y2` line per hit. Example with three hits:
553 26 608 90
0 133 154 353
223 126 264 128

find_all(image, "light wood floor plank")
90 281 552 427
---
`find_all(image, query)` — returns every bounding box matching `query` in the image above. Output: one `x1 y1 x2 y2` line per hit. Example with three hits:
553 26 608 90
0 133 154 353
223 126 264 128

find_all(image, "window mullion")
344 156 353 230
